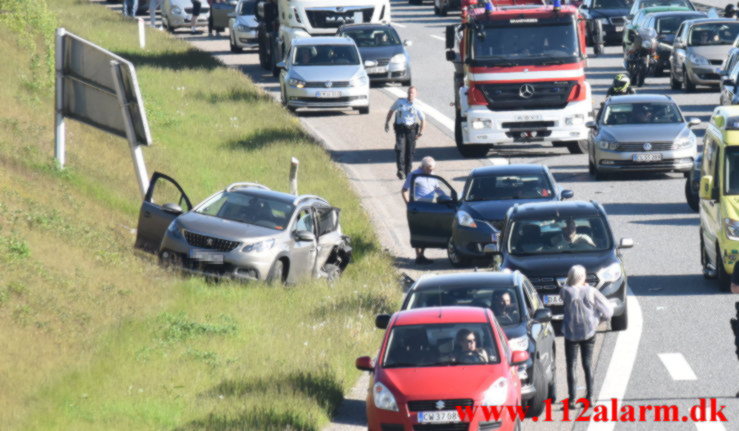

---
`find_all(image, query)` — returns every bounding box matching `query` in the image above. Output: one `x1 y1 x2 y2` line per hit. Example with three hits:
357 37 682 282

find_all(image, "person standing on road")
385 86 425 180
149 0 161 27
190 0 203 34
561 265 613 408
401 156 447 265
123 0 139 17
208 0 223 36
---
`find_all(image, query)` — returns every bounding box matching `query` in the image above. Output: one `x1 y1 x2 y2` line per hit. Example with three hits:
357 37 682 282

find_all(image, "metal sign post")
54 28 66 169
111 60 149 197
290 157 299 195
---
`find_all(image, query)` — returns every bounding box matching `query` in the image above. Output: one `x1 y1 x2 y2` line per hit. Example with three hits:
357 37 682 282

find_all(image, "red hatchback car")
356 306 529 431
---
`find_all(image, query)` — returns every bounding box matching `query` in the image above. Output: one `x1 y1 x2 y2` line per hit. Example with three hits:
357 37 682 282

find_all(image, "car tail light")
468 86 487 105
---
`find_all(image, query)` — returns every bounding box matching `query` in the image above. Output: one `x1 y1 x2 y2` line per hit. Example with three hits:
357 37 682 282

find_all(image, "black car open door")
135 172 193 253
406 174 458 248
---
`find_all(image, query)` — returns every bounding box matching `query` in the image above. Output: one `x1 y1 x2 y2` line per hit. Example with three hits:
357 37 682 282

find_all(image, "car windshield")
195 191 294 230
640 0 692 9
463 173 554 202
593 0 630 9
341 27 401 47
508 216 612 255
407 286 524 326
688 23 739 46
602 102 683 125
654 15 693 34
238 0 256 15
472 23 579 64
293 45 360 66
383 323 500 368
725 147 739 195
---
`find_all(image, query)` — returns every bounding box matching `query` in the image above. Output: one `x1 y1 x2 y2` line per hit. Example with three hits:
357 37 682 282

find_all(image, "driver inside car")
551 219 596 250
452 328 490 364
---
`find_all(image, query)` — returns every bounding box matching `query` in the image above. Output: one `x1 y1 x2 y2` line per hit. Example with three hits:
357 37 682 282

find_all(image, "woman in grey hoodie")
561 265 613 408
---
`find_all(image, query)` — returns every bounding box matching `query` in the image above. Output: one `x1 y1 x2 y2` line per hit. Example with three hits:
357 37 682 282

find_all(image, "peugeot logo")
206 238 214 247
643 142 652 151
435 400 446 410
325 81 333 88
519 84 535 99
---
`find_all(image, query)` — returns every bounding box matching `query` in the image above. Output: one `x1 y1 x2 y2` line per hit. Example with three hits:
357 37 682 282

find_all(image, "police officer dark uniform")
607 73 636 96
385 86 425 180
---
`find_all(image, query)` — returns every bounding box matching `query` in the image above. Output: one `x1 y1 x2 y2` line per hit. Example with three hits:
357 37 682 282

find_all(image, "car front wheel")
525 359 547 417
611 303 628 331
266 259 287 284
447 238 471 267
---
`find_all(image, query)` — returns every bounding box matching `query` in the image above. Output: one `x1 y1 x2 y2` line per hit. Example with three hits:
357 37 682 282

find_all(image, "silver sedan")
278 37 370 114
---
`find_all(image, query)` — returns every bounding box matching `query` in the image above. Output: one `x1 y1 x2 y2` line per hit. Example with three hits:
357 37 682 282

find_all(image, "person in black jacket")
607 73 636 96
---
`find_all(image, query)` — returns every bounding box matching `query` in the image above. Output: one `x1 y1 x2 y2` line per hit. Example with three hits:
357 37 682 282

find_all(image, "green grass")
0 0 399 429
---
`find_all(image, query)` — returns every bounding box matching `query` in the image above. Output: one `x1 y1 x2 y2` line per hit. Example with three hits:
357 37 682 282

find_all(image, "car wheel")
455 114 490 158
716 245 731 292
564 141 585 154
266 258 286 284
683 69 695 92
700 230 714 279
447 238 471 267
685 178 699 212
401 78 412 87
547 347 557 400
595 168 609 181
611 302 628 331
588 157 596 175
525 360 547 418
670 69 681 90
355 106 369 115
230 34 242 53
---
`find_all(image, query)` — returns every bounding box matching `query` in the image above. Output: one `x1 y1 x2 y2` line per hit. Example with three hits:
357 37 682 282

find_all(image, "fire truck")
445 0 593 157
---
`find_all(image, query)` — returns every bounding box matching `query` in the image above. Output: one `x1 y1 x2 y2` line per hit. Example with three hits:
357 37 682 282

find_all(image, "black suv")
579 0 632 47
498 201 633 331
387 271 557 417
405 164 573 267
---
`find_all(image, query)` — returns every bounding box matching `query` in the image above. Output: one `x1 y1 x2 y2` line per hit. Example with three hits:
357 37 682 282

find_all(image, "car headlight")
242 239 275 253
373 382 399 411
674 133 696 149
688 53 709 66
172 6 182 14
471 119 493 130
288 77 306 88
481 377 508 406
597 262 622 284
390 53 407 64
456 211 477 228
508 336 529 352
236 24 249 32
350 73 369 87
597 140 618 150
166 221 184 238
724 218 739 240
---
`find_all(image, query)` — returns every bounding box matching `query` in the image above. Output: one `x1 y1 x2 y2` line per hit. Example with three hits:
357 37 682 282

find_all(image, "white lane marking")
430 34 445 41
392 22 407 28
695 423 727 431
385 87 454 131
587 289 644 431
658 353 697 381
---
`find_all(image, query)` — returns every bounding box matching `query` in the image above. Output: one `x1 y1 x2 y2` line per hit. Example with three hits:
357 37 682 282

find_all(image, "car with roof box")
134 172 352 284
385 271 556 418
357 306 529 431
404 164 574 267
497 201 633 331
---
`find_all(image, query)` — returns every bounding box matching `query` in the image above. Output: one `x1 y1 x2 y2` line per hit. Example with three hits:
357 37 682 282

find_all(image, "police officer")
725 4 736 18
385 86 425 180
607 73 636 96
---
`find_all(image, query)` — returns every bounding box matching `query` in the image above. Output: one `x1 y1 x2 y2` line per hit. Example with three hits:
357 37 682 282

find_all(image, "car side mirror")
295 230 316 242
619 238 634 249
561 189 574 200
511 350 530 366
404 39 413 47
162 203 183 215
445 50 456 62
699 175 715 200
355 356 374 371
585 120 597 129
533 308 552 323
276 61 286 69
688 117 701 127
364 59 378 67
375 314 390 329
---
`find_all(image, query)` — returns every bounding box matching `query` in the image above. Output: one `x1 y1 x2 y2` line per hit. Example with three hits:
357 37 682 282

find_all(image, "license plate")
417 411 461 424
366 66 387 74
615 26 623 32
544 294 563 306
633 152 663 162
514 114 543 122
189 249 224 264
317 91 341 98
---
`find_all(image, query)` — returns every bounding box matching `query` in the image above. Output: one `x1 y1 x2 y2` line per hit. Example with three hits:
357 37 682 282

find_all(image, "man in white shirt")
401 157 448 264
385 86 425 180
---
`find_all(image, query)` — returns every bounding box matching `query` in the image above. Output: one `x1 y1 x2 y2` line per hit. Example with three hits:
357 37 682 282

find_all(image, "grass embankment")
0 0 398 429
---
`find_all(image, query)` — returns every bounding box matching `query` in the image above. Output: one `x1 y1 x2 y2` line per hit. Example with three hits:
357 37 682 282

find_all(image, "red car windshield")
383 323 500 368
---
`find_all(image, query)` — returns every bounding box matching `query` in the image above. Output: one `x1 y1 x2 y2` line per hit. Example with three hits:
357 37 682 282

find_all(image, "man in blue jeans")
123 0 139 17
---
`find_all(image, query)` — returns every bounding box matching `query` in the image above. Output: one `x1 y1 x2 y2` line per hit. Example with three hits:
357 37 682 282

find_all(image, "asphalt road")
97 1 739 429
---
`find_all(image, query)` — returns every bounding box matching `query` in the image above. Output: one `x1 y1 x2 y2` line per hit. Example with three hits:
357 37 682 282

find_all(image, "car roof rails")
225 182 271 192
293 194 330 205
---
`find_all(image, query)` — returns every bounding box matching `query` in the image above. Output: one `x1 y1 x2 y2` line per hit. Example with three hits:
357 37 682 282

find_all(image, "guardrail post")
290 157 299 195
138 18 146 49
